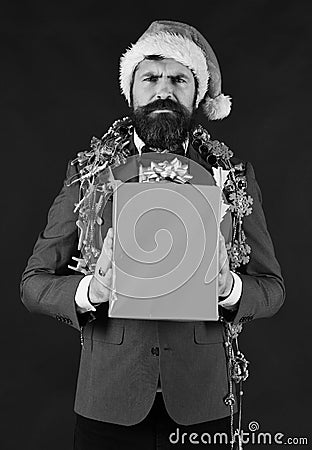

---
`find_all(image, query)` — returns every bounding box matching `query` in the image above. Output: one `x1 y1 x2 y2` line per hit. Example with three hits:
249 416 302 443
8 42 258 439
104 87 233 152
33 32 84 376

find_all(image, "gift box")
108 177 222 321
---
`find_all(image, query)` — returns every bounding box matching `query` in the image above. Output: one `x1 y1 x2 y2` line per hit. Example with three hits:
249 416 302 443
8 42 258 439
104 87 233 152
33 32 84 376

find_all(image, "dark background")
1 0 311 448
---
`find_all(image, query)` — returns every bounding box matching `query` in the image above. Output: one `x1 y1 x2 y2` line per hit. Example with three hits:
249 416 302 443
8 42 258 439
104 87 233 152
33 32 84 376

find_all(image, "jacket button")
151 347 159 356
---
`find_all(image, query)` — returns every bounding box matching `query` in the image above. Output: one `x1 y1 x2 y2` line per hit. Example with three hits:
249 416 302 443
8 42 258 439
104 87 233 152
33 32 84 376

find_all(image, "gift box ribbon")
140 157 193 184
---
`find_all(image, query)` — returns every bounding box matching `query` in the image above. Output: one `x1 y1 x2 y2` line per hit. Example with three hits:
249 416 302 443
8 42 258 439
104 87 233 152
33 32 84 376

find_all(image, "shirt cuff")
75 275 96 313
218 271 242 309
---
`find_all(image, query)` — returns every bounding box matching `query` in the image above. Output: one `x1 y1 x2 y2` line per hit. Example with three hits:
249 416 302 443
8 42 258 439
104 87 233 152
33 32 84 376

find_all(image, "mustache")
131 97 193 150
140 99 184 114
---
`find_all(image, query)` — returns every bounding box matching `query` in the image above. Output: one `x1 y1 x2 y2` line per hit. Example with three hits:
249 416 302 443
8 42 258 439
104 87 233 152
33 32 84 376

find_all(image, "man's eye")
173 77 186 84
144 76 158 82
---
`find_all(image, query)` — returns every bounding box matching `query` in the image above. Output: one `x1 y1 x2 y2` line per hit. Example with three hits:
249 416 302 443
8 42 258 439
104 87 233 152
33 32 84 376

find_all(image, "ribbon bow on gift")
140 157 193 184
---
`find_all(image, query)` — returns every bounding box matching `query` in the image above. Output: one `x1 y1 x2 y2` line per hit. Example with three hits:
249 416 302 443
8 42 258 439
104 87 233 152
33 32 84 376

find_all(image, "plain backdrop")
1 0 311 449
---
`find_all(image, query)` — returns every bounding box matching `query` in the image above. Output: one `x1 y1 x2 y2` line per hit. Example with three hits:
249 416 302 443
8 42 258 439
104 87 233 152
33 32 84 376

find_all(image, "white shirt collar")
133 129 189 155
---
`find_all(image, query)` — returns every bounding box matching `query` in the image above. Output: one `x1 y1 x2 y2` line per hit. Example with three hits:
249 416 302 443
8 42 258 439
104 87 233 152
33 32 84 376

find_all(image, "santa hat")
119 20 231 120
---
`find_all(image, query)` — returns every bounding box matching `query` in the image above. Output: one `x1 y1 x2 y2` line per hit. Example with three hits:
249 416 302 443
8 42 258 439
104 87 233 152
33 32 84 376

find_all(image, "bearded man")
21 20 285 449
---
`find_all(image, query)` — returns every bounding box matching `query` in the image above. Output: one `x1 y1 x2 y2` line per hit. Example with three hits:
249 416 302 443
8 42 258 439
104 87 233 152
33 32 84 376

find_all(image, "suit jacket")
20 138 285 425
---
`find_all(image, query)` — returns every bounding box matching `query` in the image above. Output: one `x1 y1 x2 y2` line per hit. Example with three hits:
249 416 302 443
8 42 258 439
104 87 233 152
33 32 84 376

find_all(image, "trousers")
73 393 233 449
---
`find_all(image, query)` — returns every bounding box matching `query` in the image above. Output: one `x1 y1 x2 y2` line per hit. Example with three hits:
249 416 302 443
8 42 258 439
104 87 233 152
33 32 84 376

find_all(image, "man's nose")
155 79 173 99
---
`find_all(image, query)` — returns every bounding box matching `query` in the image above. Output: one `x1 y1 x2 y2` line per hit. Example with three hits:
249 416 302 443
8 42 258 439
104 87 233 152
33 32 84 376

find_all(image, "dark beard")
131 99 194 151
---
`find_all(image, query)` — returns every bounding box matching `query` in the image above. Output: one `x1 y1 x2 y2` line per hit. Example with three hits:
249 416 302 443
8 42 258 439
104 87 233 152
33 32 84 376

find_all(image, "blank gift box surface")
109 182 222 321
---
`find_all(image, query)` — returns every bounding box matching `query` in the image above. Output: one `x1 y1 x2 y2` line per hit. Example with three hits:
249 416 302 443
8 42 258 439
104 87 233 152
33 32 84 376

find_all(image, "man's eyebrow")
139 71 191 80
169 72 191 80
140 71 162 78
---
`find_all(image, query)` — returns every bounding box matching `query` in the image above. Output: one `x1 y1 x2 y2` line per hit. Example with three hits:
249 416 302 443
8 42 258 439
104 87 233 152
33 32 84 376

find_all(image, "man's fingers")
96 252 111 276
219 232 228 273
106 227 113 238
104 227 113 245
93 269 113 300
90 269 113 304
103 228 113 255
218 231 231 297
96 228 114 276
99 267 112 289
95 263 112 283
218 271 226 293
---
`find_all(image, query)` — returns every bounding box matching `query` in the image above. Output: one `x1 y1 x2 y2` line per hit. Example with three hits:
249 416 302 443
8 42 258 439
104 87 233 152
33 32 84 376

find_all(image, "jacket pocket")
194 321 224 344
85 318 125 345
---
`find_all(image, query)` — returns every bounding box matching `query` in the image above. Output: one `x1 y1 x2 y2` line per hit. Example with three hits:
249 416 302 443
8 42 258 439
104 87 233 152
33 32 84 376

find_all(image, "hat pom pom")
202 94 232 120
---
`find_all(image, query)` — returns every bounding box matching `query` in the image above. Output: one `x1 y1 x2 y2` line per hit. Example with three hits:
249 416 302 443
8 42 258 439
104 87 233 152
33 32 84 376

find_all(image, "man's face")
132 58 196 112
131 58 196 151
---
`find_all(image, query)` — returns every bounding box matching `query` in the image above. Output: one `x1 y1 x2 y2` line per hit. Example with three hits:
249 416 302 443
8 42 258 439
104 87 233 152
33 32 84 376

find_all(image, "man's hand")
88 228 114 306
218 232 233 298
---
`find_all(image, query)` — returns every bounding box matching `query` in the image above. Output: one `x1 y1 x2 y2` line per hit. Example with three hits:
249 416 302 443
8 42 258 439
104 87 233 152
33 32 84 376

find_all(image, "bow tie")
141 145 185 156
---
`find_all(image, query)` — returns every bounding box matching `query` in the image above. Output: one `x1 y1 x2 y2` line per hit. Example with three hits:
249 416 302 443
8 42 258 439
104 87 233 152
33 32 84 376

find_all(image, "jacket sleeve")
225 161 285 324
20 160 91 332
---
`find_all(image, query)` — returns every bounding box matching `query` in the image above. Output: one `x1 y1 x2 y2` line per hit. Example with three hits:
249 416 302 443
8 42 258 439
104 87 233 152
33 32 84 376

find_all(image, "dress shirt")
133 130 189 155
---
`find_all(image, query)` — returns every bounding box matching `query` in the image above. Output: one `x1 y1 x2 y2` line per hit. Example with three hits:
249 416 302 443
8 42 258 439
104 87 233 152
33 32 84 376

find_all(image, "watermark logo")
248 421 260 432
168 420 309 446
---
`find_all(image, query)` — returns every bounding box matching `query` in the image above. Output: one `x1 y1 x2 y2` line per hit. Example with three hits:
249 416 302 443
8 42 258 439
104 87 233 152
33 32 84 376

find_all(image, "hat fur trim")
202 94 232 120
120 31 209 108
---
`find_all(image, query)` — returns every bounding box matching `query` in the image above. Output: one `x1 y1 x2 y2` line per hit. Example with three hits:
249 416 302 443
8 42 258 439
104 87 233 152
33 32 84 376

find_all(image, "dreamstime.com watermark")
168 421 309 445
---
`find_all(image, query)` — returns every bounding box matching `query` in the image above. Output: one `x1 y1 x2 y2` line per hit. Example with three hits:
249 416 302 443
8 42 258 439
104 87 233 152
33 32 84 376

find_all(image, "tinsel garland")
190 124 253 271
67 116 252 449
67 117 253 277
67 117 134 274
